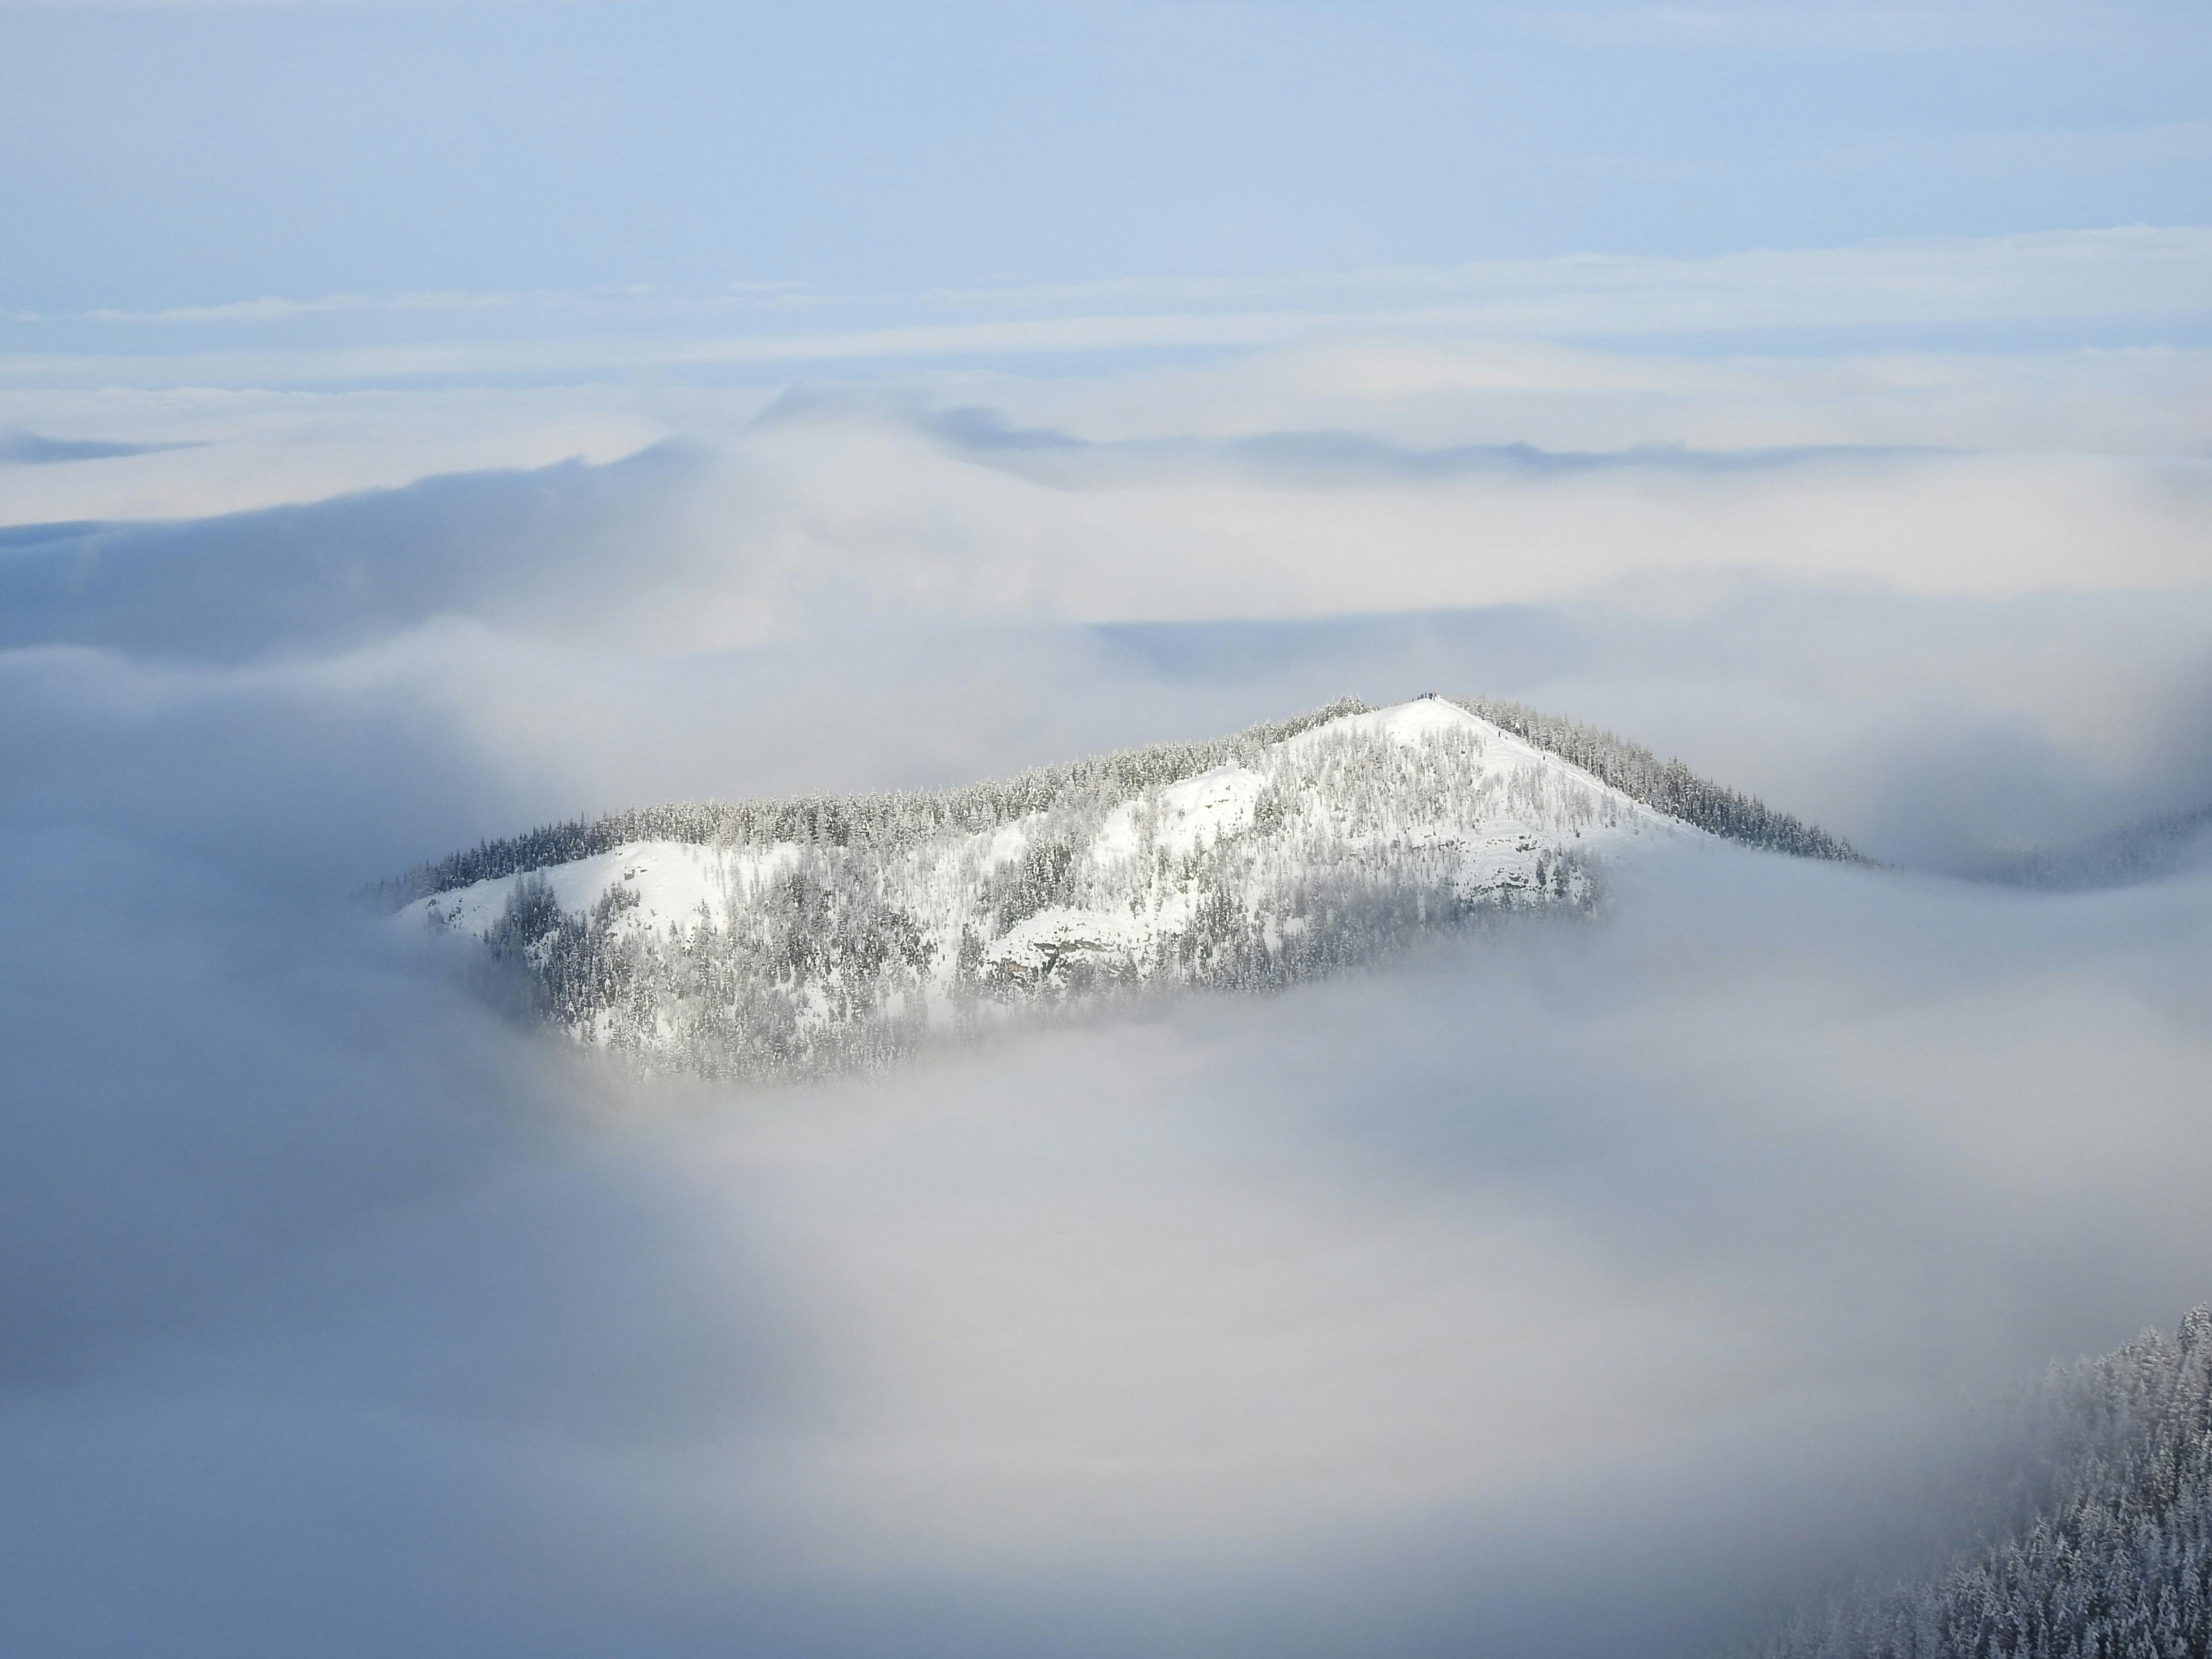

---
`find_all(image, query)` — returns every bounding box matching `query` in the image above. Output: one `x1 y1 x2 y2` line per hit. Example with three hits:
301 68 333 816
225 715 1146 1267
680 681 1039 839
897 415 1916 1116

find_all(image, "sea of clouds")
4 302 2212 1655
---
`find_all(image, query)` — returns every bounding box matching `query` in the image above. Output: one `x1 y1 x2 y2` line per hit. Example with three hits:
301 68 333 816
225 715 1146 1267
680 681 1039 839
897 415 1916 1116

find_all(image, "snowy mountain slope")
391 696 1838 1078
416 840 802 938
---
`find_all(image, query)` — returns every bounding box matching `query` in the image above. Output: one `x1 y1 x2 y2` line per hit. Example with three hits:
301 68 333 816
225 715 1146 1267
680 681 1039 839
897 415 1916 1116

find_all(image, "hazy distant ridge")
1980 804 2212 892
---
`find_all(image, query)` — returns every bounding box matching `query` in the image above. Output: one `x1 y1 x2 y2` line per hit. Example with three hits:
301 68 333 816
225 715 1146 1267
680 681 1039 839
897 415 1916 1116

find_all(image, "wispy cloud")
5 228 2209 395
1817 120 2212 181
1510 0 2200 54
80 289 525 325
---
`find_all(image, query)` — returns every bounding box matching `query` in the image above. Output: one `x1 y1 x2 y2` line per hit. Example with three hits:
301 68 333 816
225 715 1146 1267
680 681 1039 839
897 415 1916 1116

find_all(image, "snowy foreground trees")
385 695 1857 1081
1760 1311 2212 1659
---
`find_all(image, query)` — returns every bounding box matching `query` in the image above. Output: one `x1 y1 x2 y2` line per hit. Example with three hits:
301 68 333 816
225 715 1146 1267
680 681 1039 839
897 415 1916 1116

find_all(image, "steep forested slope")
1762 1310 2212 1659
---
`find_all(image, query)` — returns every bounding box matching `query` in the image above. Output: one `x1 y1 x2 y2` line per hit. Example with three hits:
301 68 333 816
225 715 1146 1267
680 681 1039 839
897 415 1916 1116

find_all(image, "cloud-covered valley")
5 324 2212 1656
9 767 2212 1657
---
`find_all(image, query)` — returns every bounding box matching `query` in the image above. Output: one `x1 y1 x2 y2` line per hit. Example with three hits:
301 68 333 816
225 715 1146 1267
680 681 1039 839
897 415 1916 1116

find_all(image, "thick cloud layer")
4 342 2211 1655
8 799 2212 1657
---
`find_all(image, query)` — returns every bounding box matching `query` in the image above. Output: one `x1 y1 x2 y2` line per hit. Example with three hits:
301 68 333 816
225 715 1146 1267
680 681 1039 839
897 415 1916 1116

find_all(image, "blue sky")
3 0 2208 322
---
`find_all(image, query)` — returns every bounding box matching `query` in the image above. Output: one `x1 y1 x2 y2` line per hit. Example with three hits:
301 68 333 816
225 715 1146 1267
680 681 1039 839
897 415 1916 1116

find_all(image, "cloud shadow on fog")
894 399 1951 488
0 519 106 550
0 442 710 662
0 432 202 465
0 411 1971 671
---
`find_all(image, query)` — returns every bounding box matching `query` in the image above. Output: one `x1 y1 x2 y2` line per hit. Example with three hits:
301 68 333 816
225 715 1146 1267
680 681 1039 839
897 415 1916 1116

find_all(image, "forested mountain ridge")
388 695 1858 1079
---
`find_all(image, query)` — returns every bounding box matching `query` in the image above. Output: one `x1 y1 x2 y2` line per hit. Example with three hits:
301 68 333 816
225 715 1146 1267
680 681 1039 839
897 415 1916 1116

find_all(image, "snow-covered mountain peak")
1292 694 1492 750
387 695 1855 1079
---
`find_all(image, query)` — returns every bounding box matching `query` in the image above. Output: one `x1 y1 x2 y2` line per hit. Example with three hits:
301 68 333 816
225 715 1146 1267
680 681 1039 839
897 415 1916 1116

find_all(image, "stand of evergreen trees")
1760 1309 2212 1659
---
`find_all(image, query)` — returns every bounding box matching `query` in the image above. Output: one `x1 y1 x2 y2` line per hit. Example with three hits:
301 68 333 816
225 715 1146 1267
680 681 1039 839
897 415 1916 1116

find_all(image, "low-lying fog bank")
5 817 2208 1656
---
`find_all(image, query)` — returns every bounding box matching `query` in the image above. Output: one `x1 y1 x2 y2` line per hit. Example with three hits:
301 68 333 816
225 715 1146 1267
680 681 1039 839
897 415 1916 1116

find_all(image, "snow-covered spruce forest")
1757 1309 2212 1659
385 696 1857 1079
